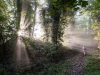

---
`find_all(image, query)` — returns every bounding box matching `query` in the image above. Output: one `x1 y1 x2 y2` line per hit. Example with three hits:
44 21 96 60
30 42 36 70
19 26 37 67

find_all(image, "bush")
85 57 100 75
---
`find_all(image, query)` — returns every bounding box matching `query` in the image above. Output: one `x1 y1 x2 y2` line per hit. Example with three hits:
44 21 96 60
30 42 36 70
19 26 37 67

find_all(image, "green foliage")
0 67 9 75
15 60 70 75
49 0 88 15
15 38 71 75
0 15 7 22
37 61 70 75
92 0 100 9
23 37 59 57
79 0 88 7
89 0 100 20
92 23 100 48
33 42 59 57
87 0 100 49
0 0 7 11
0 0 7 22
49 0 88 44
0 0 17 45
85 57 100 75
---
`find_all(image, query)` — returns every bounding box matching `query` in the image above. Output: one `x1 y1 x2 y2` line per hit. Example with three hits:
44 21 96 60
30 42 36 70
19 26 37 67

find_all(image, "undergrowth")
85 56 100 75
11 38 71 75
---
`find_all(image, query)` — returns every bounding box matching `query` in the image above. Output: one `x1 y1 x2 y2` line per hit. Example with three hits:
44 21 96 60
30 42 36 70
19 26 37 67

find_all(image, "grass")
84 56 100 75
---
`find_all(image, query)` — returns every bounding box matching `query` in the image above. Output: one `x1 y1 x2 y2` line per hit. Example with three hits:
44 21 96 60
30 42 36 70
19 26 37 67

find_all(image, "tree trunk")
52 13 60 45
17 0 31 38
33 4 46 41
16 0 21 29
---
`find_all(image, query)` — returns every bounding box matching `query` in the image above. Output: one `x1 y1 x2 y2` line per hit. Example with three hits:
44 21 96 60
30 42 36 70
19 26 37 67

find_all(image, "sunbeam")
15 36 30 67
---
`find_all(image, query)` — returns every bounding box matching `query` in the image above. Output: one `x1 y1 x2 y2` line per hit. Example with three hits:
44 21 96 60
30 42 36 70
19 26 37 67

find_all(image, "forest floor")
68 53 85 75
67 50 100 75
2 31 100 75
2 43 100 75
64 31 100 75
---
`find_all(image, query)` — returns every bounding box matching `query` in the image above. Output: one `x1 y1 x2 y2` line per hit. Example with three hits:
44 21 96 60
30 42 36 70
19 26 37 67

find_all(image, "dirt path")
64 32 98 75
68 53 86 75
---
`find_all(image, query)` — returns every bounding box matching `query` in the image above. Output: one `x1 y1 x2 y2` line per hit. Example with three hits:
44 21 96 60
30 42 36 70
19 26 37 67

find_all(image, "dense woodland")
0 0 100 75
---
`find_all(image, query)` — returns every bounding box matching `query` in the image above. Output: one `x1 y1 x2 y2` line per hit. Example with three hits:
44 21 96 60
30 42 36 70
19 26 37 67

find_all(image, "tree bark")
52 12 60 45
17 0 31 38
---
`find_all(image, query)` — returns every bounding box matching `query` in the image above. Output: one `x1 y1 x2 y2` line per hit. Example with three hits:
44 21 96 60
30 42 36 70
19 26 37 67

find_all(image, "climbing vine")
49 0 88 45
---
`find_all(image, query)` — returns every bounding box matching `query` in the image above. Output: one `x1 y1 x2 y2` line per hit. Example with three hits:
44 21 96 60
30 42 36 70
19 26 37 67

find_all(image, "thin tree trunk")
52 13 60 45
16 0 21 29
33 6 46 41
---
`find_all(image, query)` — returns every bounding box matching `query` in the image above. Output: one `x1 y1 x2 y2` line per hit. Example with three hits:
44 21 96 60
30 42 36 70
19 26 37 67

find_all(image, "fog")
62 11 99 55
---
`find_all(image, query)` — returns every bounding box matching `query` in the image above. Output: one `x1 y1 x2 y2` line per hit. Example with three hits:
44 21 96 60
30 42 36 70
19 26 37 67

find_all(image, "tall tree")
33 0 48 41
89 0 100 49
49 0 88 45
15 0 33 67
17 0 32 38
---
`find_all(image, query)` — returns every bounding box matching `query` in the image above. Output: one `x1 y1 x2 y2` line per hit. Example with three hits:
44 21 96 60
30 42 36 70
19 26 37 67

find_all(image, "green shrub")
85 57 100 75
37 60 70 75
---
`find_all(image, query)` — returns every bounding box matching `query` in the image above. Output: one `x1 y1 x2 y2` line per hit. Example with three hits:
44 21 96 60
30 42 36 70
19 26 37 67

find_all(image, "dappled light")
33 0 48 41
62 11 99 55
1 0 100 75
33 7 45 40
37 0 48 8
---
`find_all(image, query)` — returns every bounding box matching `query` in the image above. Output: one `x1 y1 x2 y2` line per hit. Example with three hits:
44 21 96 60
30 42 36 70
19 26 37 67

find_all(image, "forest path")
64 31 99 75
65 31 99 55
68 53 85 75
